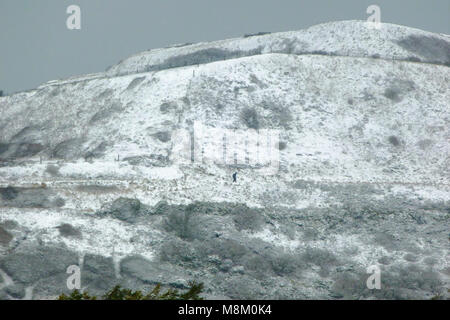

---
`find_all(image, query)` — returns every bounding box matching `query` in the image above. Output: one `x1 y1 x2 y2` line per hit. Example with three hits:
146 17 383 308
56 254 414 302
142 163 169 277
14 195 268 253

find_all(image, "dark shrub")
241 107 259 129
157 48 262 72
406 56 421 63
243 32 271 38
301 247 339 276
243 254 272 279
384 88 401 101
53 197 66 208
0 186 19 200
126 77 146 90
396 35 450 66
163 206 199 240
232 207 263 232
98 198 143 223
160 239 197 264
388 136 400 146
270 252 300 276
45 164 60 176
52 138 84 159
383 79 415 103
200 238 249 263
57 223 82 238
0 226 13 246
152 131 171 143
278 141 287 150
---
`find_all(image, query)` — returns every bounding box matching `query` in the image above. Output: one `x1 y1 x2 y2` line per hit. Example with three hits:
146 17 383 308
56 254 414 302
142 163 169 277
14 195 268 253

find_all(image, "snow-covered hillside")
105 20 450 77
0 21 448 300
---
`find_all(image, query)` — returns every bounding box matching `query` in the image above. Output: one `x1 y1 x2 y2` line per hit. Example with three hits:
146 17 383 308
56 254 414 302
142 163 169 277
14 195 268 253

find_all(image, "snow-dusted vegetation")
0 21 448 300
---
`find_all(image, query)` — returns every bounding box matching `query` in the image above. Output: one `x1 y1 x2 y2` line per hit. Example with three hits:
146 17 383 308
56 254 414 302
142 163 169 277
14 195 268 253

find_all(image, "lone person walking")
232 172 237 183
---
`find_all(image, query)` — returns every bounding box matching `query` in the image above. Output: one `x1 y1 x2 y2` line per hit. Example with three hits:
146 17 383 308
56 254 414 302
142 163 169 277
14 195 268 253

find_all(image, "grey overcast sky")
0 0 449 94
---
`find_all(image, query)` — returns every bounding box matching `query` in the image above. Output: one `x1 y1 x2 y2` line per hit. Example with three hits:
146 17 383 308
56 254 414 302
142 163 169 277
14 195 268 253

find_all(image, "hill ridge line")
23 52 449 93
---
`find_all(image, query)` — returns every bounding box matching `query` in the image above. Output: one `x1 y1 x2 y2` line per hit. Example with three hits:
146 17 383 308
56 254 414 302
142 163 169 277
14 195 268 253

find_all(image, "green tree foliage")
58 290 97 300
58 281 204 300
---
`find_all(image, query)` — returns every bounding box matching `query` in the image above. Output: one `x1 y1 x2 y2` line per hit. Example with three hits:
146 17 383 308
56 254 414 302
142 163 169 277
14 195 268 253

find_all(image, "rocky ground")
0 20 448 299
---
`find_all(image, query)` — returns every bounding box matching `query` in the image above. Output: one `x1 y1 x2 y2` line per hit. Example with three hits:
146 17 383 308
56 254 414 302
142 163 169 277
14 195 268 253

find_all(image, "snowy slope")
105 20 450 77
0 20 449 300
0 54 448 186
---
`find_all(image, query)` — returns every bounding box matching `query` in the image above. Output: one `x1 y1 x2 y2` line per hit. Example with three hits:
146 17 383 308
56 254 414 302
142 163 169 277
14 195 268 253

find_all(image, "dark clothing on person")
232 172 237 183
